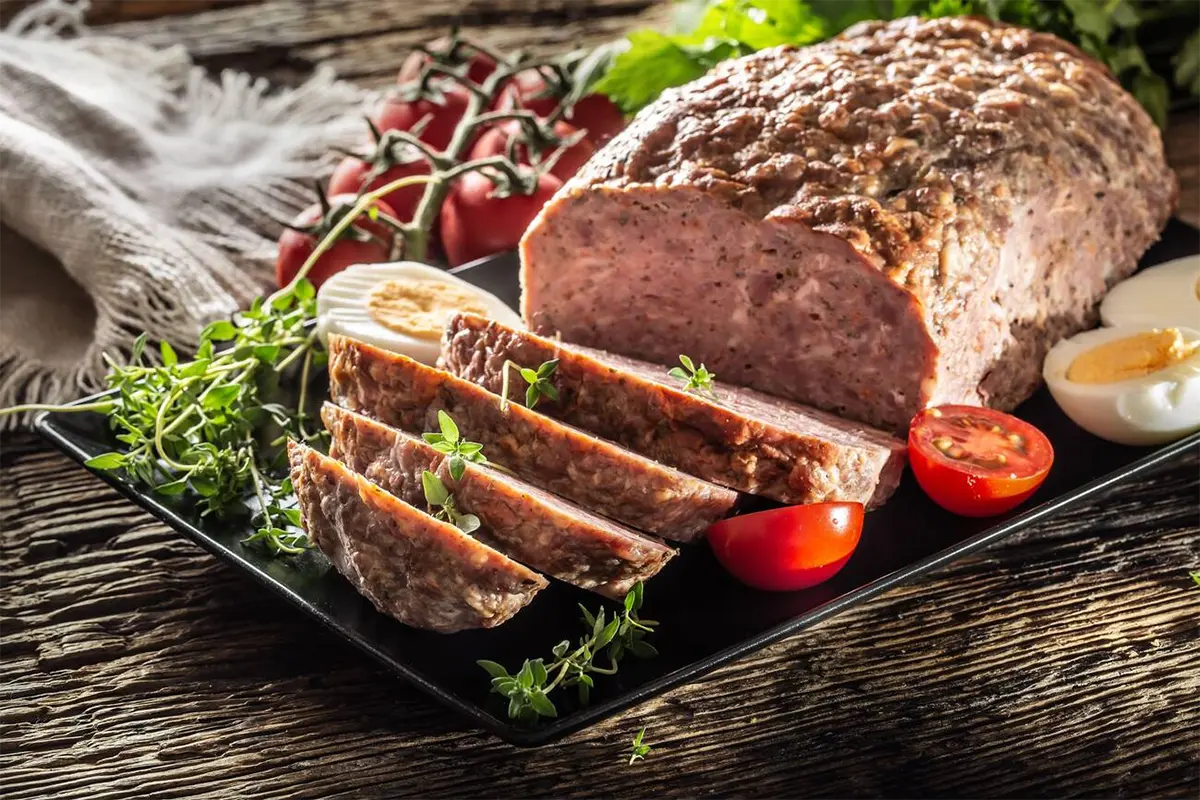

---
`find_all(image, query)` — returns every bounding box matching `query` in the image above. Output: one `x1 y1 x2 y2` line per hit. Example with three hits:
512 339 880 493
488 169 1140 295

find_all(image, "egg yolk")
367 279 490 340
1067 328 1200 384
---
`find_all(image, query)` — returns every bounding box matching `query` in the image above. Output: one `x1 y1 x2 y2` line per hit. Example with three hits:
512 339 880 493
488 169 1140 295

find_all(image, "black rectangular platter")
35 219 1200 746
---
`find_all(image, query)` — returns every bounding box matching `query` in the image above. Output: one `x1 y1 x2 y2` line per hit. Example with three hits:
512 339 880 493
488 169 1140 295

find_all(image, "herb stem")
0 400 116 417
295 342 316 442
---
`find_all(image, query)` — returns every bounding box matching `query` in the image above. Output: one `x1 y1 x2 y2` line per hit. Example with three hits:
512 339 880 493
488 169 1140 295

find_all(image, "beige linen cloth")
0 0 372 428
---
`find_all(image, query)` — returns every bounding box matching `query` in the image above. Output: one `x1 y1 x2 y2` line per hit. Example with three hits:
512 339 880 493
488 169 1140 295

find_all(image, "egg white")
1042 325 1200 446
1100 255 1200 330
316 262 523 364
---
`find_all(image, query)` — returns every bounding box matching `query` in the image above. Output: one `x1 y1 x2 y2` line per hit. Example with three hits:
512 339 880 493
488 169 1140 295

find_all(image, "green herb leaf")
201 320 237 342
448 455 466 482
85 452 125 470
455 513 481 534
627 727 652 765
529 690 558 718
519 368 539 384
202 385 241 411
160 340 178 367
422 470 450 507
437 409 460 444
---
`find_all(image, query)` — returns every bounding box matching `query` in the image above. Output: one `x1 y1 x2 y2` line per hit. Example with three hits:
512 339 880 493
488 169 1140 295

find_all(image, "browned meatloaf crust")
440 313 906 507
287 441 545 632
327 335 738 541
520 16 1177 432
322 403 676 598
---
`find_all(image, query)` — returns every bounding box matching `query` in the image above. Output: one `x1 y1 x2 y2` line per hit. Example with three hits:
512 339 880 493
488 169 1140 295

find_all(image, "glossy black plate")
35 219 1200 746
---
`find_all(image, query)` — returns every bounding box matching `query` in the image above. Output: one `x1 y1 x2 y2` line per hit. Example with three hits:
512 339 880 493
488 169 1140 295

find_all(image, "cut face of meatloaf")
321 403 676 598
287 441 546 633
440 313 906 507
519 16 1176 432
327 335 737 541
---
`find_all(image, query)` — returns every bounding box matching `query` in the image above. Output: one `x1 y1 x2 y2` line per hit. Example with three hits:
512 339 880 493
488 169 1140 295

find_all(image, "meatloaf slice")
519 16 1176 432
322 403 676 598
287 441 545 633
327 335 737 541
440 314 905 506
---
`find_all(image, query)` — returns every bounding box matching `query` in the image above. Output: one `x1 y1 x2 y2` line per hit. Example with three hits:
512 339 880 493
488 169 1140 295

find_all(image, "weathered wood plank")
2 433 1196 798
4 2 1198 795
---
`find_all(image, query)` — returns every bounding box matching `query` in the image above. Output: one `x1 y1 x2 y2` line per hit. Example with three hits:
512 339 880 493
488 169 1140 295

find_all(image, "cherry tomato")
275 192 397 290
374 83 470 152
438 170 562 267
494 71 626 145
468 119 595 182
398 36 497 85
706 503 864 592
327 137 431 223
908 405 1054 517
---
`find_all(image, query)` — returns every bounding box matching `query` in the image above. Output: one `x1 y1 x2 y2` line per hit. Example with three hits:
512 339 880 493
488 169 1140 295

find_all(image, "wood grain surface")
3 2 1199 798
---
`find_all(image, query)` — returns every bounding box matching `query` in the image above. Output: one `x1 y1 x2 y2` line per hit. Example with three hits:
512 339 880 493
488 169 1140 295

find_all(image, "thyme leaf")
477 583 658 723
421 470 481 533
628 727 652 766
500 358 560 412
422 410 489 479
668 354 719 401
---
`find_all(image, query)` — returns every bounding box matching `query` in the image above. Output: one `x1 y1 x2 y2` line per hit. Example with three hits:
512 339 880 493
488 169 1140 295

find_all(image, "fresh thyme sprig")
478 582 658 723
422 409 488 480
627 727 652 766
421 470 482 534
0 173 434 557
668 354 719 401
498 358 560 412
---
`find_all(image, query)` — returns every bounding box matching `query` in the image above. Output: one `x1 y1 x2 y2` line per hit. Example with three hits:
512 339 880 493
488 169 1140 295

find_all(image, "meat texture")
440 313 906 506
520 16 1177 431
287 441 546 633
327 335 738 541
322 403 676 598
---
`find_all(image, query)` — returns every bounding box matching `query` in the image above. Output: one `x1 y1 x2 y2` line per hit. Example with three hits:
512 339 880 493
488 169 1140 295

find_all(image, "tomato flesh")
908 405 1054 517
706 503 864 592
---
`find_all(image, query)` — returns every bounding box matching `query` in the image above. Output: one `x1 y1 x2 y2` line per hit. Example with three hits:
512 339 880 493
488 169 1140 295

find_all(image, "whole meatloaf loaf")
322 403 676 598
327 335 737 541
520 16 1177 431
287 441 546 632
440 313 905 507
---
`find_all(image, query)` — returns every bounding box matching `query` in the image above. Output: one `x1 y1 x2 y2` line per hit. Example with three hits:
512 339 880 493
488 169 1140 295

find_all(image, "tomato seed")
929 408 943 418
1007 433 1023 445
947 446 966 459
933 436 954 451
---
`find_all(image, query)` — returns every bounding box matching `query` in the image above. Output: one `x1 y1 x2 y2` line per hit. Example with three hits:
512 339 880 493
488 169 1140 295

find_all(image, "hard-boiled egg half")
1100 255 1200 330
317 262 522 364
1043 325 1200 445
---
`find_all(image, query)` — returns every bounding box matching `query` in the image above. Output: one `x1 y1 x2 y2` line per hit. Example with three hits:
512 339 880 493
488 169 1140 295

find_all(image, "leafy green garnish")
421 469 481 534
668 354 719 401
628 727 652 766
499 359 560 412
478 582 658 723
595 0 1199 126
422 409 488 480
77 281 325 554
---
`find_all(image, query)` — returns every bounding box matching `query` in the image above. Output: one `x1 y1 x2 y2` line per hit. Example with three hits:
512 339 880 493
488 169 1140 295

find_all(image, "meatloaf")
322 403 676 598
520 16 1177 432
327 335 737 541
287 441 546 632
440 313 906 506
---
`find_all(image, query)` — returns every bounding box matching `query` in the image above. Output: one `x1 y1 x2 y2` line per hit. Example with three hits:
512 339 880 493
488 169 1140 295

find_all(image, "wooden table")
3 3 1198 797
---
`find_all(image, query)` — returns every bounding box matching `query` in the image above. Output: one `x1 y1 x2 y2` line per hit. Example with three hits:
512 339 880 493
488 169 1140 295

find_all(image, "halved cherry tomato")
908 405 1054 517
706 503 864 592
